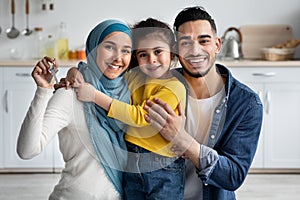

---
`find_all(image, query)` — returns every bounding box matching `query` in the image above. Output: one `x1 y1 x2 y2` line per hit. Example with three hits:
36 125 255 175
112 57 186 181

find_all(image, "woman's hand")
31 56 58 89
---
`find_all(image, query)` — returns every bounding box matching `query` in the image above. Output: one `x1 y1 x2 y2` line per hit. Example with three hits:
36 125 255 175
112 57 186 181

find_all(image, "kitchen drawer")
3 66 69 83
3 67 33 83
230 67 300 83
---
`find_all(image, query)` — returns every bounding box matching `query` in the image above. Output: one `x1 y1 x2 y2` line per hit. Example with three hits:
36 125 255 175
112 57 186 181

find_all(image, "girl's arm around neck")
94 90 113 111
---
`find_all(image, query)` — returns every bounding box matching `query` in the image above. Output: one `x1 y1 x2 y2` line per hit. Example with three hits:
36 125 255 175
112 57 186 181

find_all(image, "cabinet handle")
252 72 276 77
15 73 31 77
265 91 270 114
257 91 263 101
4 90 8 113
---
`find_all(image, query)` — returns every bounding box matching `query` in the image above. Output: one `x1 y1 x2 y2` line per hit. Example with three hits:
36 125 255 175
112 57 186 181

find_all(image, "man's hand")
144 98 193 155
31 56 58 89
144 98 201 167
144 98 184 141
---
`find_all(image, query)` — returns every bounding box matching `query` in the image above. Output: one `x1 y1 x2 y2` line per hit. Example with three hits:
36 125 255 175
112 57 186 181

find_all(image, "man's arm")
145 96 263 190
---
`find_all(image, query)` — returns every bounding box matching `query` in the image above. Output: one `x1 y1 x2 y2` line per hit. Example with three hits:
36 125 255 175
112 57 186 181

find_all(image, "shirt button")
211 135 215 139
216 109 220 113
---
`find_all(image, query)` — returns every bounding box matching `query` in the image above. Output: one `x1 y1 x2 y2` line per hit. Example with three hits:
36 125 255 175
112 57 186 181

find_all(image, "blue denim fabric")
176 64 263 200
123 142 185 200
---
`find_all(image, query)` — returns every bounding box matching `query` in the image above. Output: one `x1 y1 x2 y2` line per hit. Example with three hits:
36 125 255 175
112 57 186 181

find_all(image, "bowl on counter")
261 47 295 61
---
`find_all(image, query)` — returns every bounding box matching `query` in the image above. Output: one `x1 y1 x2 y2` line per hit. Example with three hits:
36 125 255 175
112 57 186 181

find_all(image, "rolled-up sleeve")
196 144 219 178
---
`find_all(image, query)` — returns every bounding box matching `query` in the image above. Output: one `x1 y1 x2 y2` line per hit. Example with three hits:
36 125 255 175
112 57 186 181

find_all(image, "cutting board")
240 24 293 59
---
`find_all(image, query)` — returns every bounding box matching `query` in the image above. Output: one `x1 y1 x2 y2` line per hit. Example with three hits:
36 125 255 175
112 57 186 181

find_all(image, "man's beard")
182 64 213 78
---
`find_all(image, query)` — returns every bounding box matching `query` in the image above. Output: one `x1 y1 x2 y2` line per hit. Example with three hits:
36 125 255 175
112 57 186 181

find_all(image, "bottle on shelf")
34 27 44 59
45 35 56 58
77 44 86 60
56 22 69 60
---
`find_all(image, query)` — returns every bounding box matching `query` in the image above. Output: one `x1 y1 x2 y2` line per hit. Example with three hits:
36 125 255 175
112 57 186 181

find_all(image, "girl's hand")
66 67 84 88
54 67 84 90
73 81 96 102
31 57 57 89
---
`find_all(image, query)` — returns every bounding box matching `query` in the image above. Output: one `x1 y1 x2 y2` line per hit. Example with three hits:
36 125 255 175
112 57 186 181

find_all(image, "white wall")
0 0 299 59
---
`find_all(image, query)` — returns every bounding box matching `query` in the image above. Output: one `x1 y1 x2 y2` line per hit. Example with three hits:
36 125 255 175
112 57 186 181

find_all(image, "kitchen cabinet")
229 67 300 169
1 66 68 171
0 68 3 169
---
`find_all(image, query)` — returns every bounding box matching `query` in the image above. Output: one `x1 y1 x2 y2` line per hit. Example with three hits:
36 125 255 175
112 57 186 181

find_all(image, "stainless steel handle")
4 90 8 113
265 91 270 114
252 72 276 77
15 73 31 77
257 91 263 102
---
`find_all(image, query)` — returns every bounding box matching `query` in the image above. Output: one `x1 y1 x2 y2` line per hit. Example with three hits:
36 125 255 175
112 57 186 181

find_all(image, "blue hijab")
77 19 132 196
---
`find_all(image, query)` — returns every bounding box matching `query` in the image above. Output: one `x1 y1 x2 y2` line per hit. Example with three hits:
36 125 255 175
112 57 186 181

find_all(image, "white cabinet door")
2 66 67 169
264 83 300 168
3 67 54 168
230 67 300 169
0 68 4 169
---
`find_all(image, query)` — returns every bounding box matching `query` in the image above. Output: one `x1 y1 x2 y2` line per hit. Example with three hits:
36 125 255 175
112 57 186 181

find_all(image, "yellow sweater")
108 69 186 157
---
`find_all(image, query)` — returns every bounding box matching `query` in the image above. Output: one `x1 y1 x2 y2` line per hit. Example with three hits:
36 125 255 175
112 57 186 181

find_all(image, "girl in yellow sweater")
67 18 186 199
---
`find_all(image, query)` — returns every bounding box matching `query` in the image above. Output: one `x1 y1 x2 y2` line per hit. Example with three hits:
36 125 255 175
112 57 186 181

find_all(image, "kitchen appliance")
218 27 243 60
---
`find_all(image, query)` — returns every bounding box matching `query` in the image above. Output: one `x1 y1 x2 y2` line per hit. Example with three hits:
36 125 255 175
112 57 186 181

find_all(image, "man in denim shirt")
144 6 263 200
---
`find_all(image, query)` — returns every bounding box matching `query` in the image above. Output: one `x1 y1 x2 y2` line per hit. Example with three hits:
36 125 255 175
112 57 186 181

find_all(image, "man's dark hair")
173 6 217 34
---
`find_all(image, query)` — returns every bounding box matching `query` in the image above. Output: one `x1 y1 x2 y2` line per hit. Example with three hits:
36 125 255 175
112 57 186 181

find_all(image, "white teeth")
190 58 205 63
108 64 119 69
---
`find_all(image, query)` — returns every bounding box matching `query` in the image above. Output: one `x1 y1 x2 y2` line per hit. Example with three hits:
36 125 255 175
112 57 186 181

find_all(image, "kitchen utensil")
6 0 20 39
218 27 243 60
22 0 33 36
240 24 293 59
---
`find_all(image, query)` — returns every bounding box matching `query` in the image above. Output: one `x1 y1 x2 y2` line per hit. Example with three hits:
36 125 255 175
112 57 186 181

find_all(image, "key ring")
48 62 59 84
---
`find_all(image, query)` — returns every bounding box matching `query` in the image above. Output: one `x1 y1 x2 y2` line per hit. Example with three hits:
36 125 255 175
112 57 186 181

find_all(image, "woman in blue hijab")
17 19 132 199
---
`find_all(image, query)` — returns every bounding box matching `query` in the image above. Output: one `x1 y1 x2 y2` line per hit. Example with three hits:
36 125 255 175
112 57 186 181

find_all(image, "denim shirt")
176 64 263 200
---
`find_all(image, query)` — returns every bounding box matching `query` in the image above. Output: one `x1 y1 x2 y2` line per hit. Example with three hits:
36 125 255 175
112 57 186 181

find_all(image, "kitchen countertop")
0 59 81 67
217 59 300 67
0 59 300 67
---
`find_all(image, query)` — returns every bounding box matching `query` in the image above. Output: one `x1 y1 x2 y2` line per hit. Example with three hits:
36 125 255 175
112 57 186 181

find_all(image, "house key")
48 62 59 84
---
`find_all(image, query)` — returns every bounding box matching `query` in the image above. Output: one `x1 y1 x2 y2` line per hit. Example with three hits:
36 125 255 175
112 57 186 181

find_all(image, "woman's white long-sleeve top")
17 87 120 200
